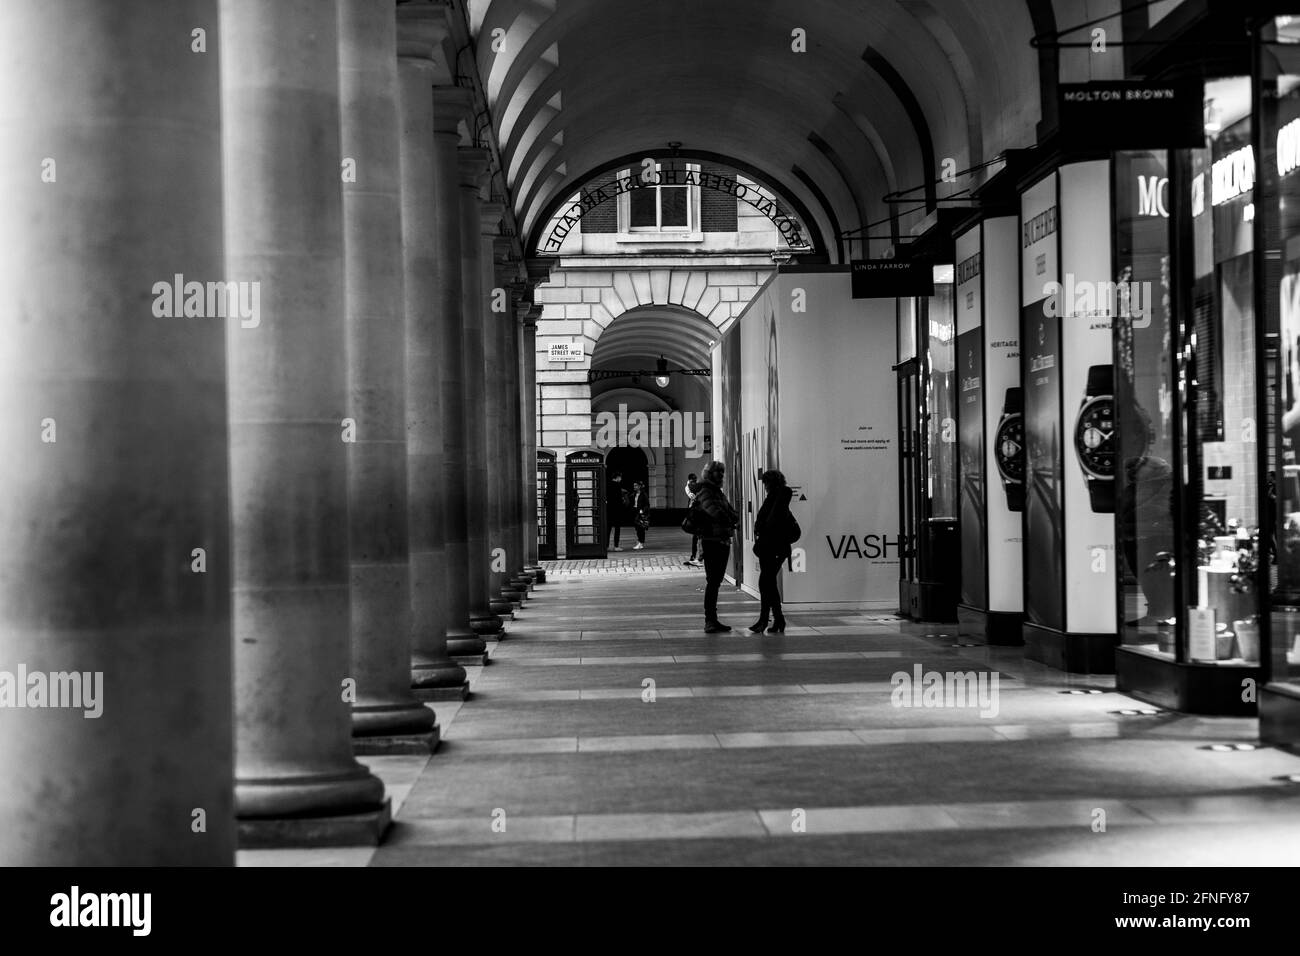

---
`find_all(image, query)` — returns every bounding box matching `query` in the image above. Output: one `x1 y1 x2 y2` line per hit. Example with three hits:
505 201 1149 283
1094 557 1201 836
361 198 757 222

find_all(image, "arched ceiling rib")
466 0 1044 260
591 305 716 376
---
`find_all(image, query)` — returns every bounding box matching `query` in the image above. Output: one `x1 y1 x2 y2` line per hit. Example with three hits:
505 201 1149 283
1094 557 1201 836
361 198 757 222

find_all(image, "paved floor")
240 565 1300 866
541 525 701 573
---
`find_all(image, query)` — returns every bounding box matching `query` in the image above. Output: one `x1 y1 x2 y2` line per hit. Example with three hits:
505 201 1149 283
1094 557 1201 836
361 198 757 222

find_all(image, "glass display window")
1260 16 1300 690
1114 76 1262 669
1115 149 1178 654
926 267 958 521
1186 75 1261 667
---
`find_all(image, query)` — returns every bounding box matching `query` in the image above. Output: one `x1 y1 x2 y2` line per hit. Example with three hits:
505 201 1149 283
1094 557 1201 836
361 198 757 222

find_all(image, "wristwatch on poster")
994 387 1025 512
1075 364 1116 513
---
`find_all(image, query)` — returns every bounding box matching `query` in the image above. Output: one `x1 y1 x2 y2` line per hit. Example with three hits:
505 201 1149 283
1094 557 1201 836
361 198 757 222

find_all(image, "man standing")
606 469 626 552
683 472 700 567
692 460 739 633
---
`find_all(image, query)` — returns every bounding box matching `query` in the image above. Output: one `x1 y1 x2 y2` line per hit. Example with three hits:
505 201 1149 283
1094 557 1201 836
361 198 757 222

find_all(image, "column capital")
397 2 454 82
525 256 555 287
516 299 543 328
458 146 491 190
480 200 506 235
431 85 474 136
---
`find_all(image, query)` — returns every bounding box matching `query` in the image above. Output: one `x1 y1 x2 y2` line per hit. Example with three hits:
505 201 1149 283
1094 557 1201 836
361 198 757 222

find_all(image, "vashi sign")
548 343 584 362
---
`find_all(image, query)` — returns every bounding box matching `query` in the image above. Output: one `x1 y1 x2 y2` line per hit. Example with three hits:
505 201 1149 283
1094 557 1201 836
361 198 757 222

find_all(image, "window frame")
616 162 702 240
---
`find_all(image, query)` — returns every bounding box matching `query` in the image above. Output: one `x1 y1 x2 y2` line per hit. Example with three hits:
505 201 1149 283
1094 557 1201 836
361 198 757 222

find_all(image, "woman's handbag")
681 502 701 536
635 510 650 531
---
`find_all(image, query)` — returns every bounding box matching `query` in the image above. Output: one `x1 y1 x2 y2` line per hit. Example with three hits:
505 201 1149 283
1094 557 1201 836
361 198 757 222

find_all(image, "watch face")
1075 396 1116 478
995 413 1024 483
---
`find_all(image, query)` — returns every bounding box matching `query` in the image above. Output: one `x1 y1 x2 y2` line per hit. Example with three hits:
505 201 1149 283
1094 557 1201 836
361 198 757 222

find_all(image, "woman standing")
691 461 739 633
750 469 795 633
631 480 649 550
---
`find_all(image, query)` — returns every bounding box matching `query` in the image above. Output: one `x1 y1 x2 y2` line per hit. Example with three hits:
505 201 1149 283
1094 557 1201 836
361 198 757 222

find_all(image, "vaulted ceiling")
465 0 1050 261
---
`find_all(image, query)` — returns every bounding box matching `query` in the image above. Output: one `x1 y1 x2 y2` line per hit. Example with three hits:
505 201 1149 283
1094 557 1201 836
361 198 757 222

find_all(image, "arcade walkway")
242 571 1300 866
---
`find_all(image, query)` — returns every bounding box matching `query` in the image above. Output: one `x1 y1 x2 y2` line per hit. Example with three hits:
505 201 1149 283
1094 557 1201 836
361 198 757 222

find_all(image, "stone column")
481 212 516 613
503 288 532 596
521 306 546 582
493 263 526 607
398 6 470 692
0 0 232 865
339 0 437 750
222 0 387 842
460 151 504 634
432 88 487 664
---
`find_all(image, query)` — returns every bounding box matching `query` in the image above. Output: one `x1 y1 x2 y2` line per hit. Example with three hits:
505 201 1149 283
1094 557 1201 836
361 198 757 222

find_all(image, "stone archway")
536 264 767 555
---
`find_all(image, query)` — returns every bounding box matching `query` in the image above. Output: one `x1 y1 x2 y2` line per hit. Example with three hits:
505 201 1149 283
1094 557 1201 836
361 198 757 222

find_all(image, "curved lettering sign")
541 168 810 252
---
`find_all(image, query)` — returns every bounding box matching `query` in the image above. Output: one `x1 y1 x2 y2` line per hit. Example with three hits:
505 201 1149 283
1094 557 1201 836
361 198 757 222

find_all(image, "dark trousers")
757 552 786 623
607 512 621 547
689 534 700 559
634 522 645 544
702 539 730 622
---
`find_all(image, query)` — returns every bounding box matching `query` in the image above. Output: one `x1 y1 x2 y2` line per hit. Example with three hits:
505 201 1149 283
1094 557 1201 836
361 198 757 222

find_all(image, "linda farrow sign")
851 259 934 298
541 167 810 251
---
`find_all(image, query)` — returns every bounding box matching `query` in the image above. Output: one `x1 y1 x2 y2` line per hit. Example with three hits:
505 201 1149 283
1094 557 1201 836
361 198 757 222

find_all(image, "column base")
238 797 392 848
447 632 488 658
236 766 387 820
525 565 546 584
471 611 504 635
352 726 441 755
351 700 437 738
411 659 468 688
412 684 469 702
452 651 491 666
489 599 515 616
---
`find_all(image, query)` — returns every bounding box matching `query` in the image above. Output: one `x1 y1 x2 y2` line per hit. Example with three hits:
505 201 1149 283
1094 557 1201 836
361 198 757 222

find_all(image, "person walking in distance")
691 460 739 633
606 469 626 552
750 469 798 633
631 480 649 550
682 472 701 567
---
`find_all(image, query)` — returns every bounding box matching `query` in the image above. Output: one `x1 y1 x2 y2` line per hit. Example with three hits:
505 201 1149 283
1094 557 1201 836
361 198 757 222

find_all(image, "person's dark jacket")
606 477 625 518
753 485 795 558
692 477 738 542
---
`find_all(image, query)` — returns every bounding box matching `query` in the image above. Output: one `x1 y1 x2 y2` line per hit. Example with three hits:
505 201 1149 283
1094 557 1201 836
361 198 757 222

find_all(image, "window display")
1114 78 1262 671
1260 15 1300 691
1188 76 1260 666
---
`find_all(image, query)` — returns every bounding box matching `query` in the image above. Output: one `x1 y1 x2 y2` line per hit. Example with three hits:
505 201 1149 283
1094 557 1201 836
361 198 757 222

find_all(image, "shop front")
1257 14 1300 743
895 261 960 622
1113 74 1266 715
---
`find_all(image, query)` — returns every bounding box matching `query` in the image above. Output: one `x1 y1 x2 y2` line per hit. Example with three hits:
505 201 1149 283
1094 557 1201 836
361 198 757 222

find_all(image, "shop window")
1263 19 1300 688
1115 76 1263 669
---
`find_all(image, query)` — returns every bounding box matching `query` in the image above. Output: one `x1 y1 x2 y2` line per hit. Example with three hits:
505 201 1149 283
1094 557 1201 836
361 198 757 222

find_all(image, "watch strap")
1087 476 1115 513
1086 364 1113 396
1006 481 1025 512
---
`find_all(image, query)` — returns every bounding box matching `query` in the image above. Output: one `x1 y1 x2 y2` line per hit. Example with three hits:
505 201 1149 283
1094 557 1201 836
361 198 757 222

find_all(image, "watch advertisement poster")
1021 173 1065 632
983 216 1024 613
956 224 985 611
1058 161 1118 636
